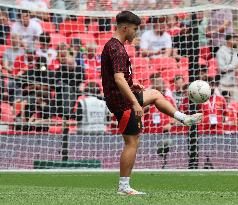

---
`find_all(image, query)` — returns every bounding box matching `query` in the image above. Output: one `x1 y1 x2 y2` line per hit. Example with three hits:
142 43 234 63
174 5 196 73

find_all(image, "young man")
101 11 203 195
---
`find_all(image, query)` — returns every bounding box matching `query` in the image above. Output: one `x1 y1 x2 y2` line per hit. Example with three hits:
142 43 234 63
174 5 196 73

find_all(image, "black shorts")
114 91 143 135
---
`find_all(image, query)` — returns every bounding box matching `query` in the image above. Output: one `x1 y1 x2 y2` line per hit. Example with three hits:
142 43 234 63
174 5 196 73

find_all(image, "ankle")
119 177 130 188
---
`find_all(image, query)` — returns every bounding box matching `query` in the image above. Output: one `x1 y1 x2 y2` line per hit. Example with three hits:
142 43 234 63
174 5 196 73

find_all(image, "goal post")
0 1 237 171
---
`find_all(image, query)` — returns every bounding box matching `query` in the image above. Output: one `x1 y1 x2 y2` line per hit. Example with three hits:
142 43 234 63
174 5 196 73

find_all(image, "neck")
155 31 163 36
113 31 126 44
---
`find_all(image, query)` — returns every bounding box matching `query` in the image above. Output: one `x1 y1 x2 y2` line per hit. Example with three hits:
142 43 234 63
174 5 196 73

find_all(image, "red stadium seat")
133 67 151 88
132 58 153 88
50 33 67 49
200 46 212 60
149 57 177 71
88 21 99 33
131 57 149 68
40 21 56 33
85 69 101 80
179 57 189 70
125 44 136 58
77 16 85 24
199 57 207 66
208 58 218 68
0 45 9 59
96 45 104 55
208 58 218 77
48 116 63 134
59 20 85 36
95 32 113 46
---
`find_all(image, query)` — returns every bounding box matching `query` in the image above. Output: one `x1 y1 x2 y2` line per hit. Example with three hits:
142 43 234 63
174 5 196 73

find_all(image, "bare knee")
124 136 140 148
152 89 163 102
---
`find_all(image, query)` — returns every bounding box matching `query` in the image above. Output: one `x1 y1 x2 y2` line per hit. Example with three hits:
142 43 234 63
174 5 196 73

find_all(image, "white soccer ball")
188 80 211 103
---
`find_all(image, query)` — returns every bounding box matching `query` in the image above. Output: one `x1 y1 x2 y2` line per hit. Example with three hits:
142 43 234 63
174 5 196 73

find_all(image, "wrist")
132 99 139 105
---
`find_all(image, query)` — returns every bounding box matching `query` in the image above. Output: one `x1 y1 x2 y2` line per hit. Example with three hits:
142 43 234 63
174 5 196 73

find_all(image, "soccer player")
101 11 203 195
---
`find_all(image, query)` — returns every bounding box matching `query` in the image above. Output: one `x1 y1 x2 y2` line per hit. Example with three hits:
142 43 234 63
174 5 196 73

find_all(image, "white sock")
174 111 186 122
119 177 130 188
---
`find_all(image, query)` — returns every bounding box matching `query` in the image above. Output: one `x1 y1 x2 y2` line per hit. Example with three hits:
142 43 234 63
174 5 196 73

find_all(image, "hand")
131 83 144 91
132 102 143 118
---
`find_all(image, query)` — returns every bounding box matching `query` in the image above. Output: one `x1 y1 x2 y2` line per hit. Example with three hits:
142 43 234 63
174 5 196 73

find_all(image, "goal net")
0 0 238 170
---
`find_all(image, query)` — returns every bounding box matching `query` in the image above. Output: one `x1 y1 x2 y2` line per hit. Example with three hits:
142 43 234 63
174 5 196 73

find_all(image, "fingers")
140 85 145 90
135 110 143 117
132 84 144 90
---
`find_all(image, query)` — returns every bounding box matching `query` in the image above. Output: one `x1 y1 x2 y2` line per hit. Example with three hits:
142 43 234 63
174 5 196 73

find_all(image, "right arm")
141 49 161 57
216 49 238 73
206 21 231 37
2 52 10 72
206 10 232 38
114 73 143 117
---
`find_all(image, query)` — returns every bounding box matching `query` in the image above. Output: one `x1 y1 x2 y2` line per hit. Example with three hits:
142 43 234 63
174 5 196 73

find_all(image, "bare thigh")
122 134 140 147
142 89 164 107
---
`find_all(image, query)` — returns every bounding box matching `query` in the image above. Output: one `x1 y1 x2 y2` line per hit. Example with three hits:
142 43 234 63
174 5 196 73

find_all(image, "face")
58 45 68 60
21 13 30 27
180 23 190 34
11 35 21 47
0 13 8 25
73 45 80 52
209 82 216 95
167 15 177 27
152 77 165 92
199 71 208 81
196 11 204 20
175 78 185 91
27 53 35 63
40 41 47 49
154 22 166 34
232 37 238 48
224 93 231 102
2 92 9 102
183 85 188 96
125 24 138 43
87 47 96 59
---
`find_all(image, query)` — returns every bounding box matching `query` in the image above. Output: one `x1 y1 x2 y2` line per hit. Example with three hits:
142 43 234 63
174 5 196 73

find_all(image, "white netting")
0 0 237 170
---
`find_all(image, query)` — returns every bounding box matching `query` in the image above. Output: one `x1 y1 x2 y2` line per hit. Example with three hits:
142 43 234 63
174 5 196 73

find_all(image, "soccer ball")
188 80 211 103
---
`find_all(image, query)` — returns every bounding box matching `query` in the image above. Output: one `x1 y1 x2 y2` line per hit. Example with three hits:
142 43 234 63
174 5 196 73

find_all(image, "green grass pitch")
0 172 237 205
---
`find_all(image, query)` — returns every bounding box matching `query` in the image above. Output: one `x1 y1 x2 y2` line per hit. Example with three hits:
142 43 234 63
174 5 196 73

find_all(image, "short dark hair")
39 32 51 44
149 72 162 80
174 75 184 82
148 16 166 24
116 11 141 26
18 10 29 18
199 65 208 72
207 76 216 84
